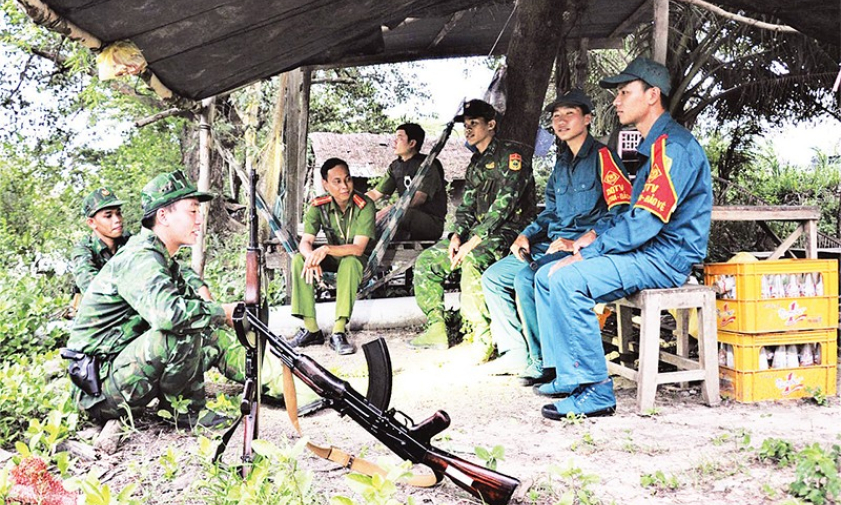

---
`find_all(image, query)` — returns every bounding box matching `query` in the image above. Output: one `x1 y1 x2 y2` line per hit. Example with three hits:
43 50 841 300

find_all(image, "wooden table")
711 205 821 259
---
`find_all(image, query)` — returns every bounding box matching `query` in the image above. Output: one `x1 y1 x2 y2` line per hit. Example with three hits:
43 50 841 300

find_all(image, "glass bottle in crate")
718 343 727 366
785 345 799 368
800 343 814 366
802 272 817 297
815 273 824 296
761 275 771 299
725 344 734 368
785 274 800 298
771 275 785 298
772 346 787 368
814 343 822 365
758 346 770 370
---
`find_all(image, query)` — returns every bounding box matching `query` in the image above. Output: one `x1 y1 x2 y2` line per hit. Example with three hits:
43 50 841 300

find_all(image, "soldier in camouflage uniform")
411 99 536 354
70 187 211 298
288 158 376 356
66 171 277 428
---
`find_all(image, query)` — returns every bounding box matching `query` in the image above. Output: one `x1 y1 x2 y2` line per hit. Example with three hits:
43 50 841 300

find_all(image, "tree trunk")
498 0 566 151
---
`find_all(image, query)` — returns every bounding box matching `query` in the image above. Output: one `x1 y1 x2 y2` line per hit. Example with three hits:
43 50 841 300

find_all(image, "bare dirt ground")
73 327 840 505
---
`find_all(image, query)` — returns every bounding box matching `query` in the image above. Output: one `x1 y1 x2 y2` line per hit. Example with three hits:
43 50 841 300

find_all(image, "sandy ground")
71 327 840 505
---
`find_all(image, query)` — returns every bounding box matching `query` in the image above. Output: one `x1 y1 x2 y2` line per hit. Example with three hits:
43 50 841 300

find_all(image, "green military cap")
599 56 672 97
82 187 124 217
141 170 213 219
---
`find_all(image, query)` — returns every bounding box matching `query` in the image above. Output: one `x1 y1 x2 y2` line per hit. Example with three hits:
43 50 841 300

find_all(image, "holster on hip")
60 348 102 397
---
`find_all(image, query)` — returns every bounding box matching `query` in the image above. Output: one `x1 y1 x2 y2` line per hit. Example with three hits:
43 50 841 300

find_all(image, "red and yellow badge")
634 134 678 223
508 153 522 171
598 147 632 209
352 193 367 209
311 195 332 206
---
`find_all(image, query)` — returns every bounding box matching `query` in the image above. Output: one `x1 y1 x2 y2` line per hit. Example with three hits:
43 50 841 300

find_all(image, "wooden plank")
652 0 669 64
768 224 803 260
712 205 821 221
654 369 706 384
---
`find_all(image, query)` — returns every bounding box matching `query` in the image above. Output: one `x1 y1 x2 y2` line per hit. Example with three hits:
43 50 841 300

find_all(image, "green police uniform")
291 191 376 321
413 137 536 348
66 171 280 422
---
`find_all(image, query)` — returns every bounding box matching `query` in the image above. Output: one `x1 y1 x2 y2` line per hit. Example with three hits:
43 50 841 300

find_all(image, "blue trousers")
535 253 686 385
481 242 568 368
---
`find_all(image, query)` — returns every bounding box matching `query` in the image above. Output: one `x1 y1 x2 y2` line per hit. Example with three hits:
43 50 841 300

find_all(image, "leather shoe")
288 328 324 348
329 332 356 355
518 368 556 387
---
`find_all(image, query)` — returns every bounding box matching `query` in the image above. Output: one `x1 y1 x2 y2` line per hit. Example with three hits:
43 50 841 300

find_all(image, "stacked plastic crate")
704 259 838 402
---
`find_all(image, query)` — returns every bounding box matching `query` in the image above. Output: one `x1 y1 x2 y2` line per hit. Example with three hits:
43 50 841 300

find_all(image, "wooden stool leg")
635 292 661 413
617 304 635 368
675 308 690 389
698 292 721 406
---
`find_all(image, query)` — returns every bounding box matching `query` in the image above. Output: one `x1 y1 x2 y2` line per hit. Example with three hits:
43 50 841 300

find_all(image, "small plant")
641 407 661 417
332 460 416 505
571 432 596 453
547 461 604 505
640 470 681 493
789 443 841 504
67 471 141 505
157 394 191 429
805 386 827 406
158 447 180 481
758 438 797 467
562 412 586 426
475 445 505 471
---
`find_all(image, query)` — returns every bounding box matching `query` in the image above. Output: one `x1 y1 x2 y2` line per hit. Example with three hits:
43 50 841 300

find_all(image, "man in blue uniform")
481 90 631 382
534 57 712 419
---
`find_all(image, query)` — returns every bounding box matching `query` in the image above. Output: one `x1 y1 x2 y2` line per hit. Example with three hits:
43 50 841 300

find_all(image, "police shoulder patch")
634 134 678 223
352 193 367 209
598 147 632 209
508 153 522 171
311 195 332 206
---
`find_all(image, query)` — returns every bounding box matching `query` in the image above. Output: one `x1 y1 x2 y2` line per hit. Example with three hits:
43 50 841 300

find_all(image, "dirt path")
81 328 840 505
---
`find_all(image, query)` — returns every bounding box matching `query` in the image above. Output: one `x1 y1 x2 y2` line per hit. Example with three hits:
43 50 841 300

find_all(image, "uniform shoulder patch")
352 193 367 209
598 147 632 209
508 153 522 171
634 134 678 223
311 195 332 206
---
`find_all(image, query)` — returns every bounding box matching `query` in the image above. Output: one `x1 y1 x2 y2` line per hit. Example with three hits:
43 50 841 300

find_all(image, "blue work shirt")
580 112 712 282
521 134 630 242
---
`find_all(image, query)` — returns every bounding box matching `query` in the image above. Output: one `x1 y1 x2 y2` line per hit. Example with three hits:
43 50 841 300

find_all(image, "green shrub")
0 269 70 355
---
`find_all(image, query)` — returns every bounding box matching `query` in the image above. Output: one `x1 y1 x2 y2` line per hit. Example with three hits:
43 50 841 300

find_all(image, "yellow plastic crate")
704 259 838 333
718 329 837 372
719 365 837 403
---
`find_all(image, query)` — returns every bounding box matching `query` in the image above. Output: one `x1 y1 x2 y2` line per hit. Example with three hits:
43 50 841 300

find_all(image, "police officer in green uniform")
66 171 281 429
288 158 376 356
365 123 447 240
70 187 212 299
411 99 536 355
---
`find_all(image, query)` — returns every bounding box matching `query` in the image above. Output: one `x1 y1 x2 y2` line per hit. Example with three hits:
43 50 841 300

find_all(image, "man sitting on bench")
534 57 713 419
366 123 447 241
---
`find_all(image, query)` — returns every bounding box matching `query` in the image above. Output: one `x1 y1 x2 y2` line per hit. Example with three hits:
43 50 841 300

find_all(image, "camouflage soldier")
365 123 447 240
288 158 376 356
70 188 128 293
65 171 278 428
411 99 536 355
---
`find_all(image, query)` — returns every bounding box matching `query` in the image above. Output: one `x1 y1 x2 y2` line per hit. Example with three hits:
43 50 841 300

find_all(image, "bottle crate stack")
704 259 838 402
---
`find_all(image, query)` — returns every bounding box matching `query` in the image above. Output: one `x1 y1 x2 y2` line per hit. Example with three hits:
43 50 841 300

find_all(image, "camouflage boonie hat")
82 187 124 217
141 170 213 219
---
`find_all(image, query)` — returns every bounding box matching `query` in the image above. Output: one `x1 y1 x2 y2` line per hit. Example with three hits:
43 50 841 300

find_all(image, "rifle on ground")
228 150 520 505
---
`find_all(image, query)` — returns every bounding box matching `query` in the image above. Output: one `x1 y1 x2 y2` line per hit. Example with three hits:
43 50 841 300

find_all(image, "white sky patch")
765 117 841 166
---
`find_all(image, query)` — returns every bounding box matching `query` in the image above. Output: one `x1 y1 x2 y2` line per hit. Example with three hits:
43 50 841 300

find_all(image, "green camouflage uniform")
70 232 207 294
291 192 376 321
67 228 243 419
414 137 536 342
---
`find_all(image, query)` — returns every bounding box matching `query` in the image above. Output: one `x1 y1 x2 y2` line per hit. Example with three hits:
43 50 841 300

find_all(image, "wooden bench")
606 285 720 413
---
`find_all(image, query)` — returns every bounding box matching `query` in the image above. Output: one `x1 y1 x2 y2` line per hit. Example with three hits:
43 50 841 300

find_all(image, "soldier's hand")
451 235 481 269
222 302 237 327
546 237 575 255
548 252 582 277
375 206 392 223
303 265 322 285
573 230 597 255
305 246 329 269
447 235 462 262
510 235 530 259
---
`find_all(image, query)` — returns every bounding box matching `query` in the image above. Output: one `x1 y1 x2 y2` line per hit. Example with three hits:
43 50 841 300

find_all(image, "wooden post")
652 0 669 64
282 67 311 302
574 37 589 88
499 0 566 149
192 96 215 277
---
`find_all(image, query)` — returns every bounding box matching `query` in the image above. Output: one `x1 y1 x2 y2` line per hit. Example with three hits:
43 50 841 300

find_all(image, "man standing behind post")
365 123 447 241
534 57 712 419
411 99 535 355
481 89 631 381
67 171 253 428
287 158 376 356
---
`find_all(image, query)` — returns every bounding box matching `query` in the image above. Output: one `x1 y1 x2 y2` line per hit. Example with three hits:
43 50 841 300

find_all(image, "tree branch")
673 0 798 33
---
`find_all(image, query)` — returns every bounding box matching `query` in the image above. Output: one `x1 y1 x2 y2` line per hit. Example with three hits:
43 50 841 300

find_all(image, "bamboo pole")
192 96 216 277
